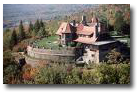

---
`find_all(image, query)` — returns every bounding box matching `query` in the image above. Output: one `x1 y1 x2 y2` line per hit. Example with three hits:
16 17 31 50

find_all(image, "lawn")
33 36 59 49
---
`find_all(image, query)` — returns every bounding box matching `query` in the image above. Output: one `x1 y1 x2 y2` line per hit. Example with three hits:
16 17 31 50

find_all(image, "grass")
33 36 59 49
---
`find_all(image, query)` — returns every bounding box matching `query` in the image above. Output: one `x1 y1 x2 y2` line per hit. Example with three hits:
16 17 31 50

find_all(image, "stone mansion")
56 16 107 46
56 16 118 64
27 16 119 65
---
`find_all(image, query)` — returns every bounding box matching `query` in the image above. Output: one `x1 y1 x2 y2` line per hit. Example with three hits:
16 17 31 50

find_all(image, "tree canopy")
18 20 25 41
10 28 17 49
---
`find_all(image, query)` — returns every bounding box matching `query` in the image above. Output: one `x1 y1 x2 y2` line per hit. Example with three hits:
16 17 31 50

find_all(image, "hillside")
3 4 130 84
3 4 98 29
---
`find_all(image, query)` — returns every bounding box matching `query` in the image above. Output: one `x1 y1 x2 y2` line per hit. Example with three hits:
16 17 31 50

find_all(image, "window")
92 61 95 63
79 34 84 37
89 33 93 37
91 54 95 57
90 49 96 51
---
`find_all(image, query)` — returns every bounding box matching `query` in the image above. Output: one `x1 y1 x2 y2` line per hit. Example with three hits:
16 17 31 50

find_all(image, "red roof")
73 37 97 44
56 22 98 36
77 24 84 31
56 22 73 35
76 24 95 35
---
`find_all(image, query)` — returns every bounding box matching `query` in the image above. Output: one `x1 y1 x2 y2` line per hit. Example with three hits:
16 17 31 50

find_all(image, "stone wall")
83 49 99 64
27 46 76 62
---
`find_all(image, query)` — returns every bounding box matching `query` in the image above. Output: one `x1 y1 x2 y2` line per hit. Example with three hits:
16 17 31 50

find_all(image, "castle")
56 16 118 64
27 16 119 65
56 16 107 46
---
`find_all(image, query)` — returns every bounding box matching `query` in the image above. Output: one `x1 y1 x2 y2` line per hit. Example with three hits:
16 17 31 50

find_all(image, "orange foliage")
22 64 39 81
12 40 28 52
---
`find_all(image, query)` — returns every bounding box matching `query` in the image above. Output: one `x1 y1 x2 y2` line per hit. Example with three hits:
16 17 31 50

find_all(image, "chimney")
81 15 87 26
91 17 98 23
72 20 76 26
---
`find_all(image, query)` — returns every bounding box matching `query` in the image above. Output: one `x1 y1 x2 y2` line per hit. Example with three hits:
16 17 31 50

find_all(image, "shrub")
97 64 119 84
105 49 123 64
12 40 28 52
3 64 18 84
3 51 22 84
64 67 82 84
66 42 76 47
117 64 130 84
22 63 130 84
97 63 130 84
4 58 130 84
82 69 102 84
3 50 14 67
34 63 67 84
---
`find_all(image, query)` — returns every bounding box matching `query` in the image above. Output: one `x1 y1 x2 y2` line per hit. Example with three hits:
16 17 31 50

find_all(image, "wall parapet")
27 45 76 62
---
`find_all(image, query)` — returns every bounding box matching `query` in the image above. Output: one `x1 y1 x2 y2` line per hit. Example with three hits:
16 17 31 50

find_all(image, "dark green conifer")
18 20 25 41
10 28 17 49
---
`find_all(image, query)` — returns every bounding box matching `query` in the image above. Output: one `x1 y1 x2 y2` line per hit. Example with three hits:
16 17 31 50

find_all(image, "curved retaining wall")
27 46 76 62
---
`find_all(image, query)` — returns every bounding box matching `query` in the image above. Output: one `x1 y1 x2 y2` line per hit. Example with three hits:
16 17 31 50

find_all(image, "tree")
3 29 12 50
18 20 25 41
37 27 46 38
28 21 33 34
34 19 40 35
10 28 17 50
37 19 48 38
114 11 124 35
39 19 44 28
3 51 22 84
4 28 10 34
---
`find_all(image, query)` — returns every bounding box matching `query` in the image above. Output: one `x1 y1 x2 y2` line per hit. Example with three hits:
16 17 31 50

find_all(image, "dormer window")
89 33 93 37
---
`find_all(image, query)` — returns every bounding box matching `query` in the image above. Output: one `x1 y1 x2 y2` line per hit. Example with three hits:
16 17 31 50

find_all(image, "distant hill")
3 4 98 29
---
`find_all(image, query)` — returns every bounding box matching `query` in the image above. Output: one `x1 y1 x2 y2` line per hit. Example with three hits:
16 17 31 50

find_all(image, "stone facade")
27 41 119 64
27 46 75 62
82 41 118 64
83 49 99 64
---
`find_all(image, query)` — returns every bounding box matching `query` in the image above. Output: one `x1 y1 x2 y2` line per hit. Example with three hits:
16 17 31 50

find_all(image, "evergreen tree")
34 19 40 35
28 21 33 36
38 20 48 38
18 20 25 41
40 19 44 28
28 21 33 33
38 26 46 38
10 28 17 49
